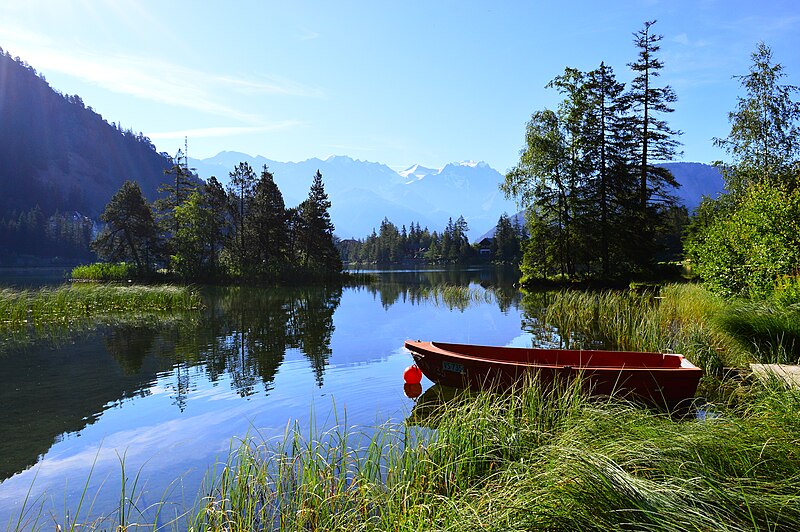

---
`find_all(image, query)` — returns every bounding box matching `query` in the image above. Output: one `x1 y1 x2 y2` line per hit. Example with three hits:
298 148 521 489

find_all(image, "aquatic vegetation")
71 262 137 282
189 377 800 531
520 284 740 375
0 283 203 331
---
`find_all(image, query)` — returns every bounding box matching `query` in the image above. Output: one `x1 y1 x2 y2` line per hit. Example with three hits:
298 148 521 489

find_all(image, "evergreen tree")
227 162 257 273
294 170 341 273
584 62 639 277
626 20 682 211
249 165 289 272
491 213 521 262
92 180 159 273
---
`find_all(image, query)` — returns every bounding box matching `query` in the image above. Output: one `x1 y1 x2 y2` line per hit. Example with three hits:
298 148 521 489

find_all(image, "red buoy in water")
403 364 423 384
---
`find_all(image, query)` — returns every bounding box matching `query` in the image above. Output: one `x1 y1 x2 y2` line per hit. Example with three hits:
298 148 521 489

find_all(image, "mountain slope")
0 49 174 217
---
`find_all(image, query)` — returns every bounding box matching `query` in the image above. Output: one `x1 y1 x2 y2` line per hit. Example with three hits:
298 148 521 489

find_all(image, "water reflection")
0 266 524 510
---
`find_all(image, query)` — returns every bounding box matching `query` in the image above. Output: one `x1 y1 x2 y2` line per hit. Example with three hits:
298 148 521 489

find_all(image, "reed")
188 376 800 531
520 284 742 375
0 284 203 330
70 262 137 282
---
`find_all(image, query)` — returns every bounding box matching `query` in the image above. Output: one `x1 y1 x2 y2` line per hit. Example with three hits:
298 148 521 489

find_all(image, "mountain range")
0 48 726 245
189 153 725 241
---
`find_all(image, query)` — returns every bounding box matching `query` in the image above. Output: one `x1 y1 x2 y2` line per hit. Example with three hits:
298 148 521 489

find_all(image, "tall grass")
71 262 137 282
187 376 800 531
521 284 743 375
713 301 800 363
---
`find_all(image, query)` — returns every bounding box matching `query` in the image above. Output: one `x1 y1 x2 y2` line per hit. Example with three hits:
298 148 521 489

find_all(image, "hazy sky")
1 0 798 172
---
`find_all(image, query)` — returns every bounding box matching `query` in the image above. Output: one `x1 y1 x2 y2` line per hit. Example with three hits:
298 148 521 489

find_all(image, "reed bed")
522 284 749 375
416 284 495 310
187 375 800 531
0 284 203 330
71 262 137 282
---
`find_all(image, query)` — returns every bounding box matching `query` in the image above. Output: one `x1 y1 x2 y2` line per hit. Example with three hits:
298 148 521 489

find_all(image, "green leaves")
686 182 800 298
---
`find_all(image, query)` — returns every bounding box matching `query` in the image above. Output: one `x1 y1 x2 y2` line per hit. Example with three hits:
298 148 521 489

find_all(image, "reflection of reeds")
417 284 495 310
190 377 800 531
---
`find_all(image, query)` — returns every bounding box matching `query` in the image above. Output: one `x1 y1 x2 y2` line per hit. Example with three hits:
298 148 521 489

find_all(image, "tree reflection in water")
102 285 342 400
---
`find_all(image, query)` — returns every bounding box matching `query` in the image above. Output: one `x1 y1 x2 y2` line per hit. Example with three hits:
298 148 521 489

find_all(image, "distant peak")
399 163 440 180
454 160 489 169
324 154 354 162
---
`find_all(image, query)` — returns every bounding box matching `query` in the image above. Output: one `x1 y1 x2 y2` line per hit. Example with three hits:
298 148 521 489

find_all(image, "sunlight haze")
1 0 798 171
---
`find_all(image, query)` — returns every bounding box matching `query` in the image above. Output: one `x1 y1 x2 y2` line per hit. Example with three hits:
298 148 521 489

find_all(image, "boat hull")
404 341 703 408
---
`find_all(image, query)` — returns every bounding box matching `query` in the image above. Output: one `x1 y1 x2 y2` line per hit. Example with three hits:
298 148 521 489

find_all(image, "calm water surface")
0 267 532 526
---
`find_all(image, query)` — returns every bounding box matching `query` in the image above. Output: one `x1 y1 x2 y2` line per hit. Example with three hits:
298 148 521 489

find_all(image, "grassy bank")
187 376 800 531
186 284 800 530
0 284 203 329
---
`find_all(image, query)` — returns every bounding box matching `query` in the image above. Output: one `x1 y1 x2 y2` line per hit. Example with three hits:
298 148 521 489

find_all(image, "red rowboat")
404 340 703 407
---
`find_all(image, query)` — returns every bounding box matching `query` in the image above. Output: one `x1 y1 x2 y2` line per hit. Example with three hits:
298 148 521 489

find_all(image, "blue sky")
1 0 798 172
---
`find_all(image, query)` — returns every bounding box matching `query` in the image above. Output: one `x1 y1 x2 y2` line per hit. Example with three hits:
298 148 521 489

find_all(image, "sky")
1 0 798 173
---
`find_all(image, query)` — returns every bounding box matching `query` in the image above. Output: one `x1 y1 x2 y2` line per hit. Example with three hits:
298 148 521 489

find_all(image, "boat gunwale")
405 340 701 373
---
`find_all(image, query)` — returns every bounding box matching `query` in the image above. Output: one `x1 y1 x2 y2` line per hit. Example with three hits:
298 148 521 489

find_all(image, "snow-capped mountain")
189 153 723 241
189 152 517 240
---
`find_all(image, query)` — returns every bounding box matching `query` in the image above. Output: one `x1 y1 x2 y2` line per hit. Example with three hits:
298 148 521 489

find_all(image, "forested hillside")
0 48 180 263
0 48 174 215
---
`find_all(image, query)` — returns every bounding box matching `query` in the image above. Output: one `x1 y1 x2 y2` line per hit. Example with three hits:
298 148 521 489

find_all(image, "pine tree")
625 20 682 270
227 162 257 272
250 165 289 272
627 20 681 211
295 170 341 273
584 62 638 277
93 180 159 273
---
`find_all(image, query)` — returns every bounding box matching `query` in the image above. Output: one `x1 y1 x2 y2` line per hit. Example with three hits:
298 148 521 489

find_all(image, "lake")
0 267 532 527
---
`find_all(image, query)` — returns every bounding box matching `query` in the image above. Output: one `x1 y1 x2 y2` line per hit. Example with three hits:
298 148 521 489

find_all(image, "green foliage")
773 273 800 306
504 21 681 281
92 180 160 274
687 44 800 300
71 262 136 281
685 181 800 298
